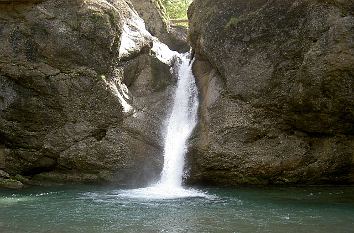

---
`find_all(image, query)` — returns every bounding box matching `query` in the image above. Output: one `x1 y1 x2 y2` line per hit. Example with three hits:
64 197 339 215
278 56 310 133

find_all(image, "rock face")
187 0 354 185
129 0 189 52
129 0 169 42
0 0 176 188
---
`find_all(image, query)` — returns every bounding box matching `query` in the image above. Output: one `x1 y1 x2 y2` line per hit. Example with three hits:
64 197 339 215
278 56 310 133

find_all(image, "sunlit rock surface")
130 0 190 52
0 0 176 188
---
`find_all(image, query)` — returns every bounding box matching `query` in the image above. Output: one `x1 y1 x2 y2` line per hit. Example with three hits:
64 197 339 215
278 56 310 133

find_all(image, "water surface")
0 186 353 233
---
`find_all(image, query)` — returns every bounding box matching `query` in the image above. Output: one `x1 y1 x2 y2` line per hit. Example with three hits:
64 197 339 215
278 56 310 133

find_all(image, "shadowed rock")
187 0 354 185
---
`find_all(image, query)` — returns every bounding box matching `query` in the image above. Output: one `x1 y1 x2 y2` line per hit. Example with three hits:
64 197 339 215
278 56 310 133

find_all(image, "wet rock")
0 170 10 179
187 0 354 185
0 178 23 189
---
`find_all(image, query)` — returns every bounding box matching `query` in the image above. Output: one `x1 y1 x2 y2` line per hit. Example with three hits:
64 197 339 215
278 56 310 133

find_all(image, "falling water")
118 52 208 199
116 6 208 199
158 53 199 188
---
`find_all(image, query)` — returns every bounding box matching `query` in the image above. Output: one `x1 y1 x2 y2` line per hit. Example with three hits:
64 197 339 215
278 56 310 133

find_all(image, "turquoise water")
0 185 353 233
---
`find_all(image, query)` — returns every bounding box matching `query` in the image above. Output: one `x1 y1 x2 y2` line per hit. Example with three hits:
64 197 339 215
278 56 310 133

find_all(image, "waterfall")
158 53 199 188
117 7 208 199
118 51 207 199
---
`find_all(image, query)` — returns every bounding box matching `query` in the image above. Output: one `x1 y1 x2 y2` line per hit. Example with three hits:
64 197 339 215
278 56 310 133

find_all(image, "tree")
161 0 192 19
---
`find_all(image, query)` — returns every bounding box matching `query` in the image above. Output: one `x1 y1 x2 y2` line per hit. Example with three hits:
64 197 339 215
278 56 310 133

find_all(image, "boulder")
187 0 354 185
0 178 23 189
130 0 190 52
0 170 10 178
0 0 175 186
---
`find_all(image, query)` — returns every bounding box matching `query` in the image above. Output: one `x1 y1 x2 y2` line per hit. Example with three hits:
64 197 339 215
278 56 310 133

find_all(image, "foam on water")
116 185 210 200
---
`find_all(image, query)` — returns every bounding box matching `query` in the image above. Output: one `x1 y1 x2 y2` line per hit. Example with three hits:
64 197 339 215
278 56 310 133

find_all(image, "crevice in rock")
22 157 58 176
22 165 55 176
0 132 9 146
92 128 107 141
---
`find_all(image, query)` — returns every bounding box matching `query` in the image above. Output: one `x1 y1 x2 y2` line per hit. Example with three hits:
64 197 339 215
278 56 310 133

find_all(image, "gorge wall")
0 0 177 188
129 0 189 52
187 0 354 185
0 0 353 189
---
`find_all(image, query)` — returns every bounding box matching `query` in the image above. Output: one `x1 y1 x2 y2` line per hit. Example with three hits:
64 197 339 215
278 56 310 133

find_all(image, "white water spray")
117 7 208 199
118 53 208 199
158 53 199 188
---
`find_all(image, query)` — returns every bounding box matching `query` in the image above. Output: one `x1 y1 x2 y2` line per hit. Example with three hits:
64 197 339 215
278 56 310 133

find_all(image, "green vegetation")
225 16 240 29
161 0 192 20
